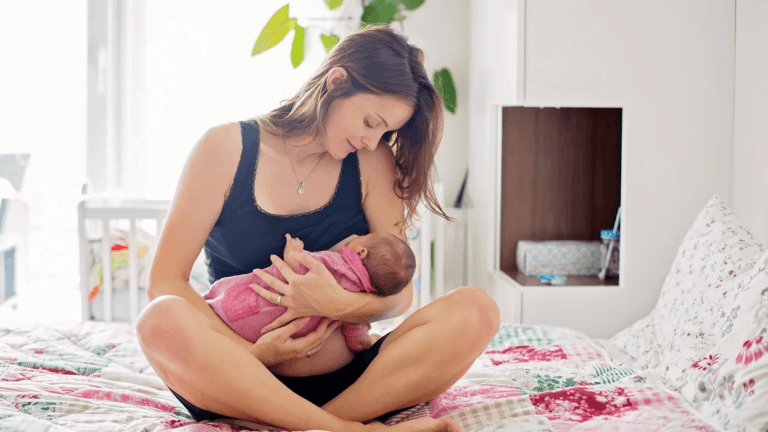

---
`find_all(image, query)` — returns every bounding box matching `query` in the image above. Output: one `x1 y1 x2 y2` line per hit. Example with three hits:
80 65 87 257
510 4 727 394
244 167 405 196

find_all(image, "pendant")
298 185 304 195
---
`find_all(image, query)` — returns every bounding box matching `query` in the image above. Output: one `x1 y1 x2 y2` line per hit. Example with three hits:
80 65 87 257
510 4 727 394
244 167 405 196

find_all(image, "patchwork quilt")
0 321 720 431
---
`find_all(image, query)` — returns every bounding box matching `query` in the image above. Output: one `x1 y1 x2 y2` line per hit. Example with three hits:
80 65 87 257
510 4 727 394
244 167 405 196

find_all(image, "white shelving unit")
468 0 737 338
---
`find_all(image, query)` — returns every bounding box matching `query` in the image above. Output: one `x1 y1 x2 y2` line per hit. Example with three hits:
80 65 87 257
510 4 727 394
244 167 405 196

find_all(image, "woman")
136 25 500 432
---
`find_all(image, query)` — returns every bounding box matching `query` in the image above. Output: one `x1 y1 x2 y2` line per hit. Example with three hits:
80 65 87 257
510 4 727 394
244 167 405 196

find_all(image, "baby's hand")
284 234 304 272
284 234 304 253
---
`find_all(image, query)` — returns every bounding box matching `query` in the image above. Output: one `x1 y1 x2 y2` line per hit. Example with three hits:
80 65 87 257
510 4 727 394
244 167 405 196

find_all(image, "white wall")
733 0 768 246
466 0 514 298
468 0 736 338
395 2 471 292
403 2 470 211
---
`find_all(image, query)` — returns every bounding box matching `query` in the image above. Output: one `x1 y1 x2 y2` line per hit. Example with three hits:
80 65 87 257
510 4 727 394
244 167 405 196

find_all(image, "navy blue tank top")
204 119 370 284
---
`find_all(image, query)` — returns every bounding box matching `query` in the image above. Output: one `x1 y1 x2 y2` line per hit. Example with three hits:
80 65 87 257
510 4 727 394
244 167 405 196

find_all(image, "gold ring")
277 295 282 306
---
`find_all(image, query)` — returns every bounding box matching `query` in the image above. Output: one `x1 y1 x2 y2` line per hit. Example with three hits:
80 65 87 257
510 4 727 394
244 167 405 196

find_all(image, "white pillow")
685 250 768 432
612 195 766 393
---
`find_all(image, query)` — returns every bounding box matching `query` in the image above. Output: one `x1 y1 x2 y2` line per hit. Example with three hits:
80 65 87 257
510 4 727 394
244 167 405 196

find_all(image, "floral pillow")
685 250 768 432
611 195 766 393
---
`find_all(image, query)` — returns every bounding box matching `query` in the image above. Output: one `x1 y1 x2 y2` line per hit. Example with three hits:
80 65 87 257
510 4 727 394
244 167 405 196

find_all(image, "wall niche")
500 107 622 286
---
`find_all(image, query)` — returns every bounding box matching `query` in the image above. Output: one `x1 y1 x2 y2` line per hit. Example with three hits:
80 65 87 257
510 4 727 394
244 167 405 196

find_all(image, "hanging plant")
252 0 457 115
432 67 456 114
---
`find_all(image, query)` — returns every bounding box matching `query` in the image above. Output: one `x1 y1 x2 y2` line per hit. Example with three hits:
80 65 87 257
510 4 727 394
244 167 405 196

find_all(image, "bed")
0 321 717 432
0 194 765 431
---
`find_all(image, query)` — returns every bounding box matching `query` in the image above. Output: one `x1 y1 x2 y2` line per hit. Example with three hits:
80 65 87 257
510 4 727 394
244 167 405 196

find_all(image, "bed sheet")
0 321 722 431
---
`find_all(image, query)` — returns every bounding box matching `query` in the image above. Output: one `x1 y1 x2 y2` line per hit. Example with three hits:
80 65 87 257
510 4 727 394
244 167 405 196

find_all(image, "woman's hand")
251 252 354 332
250 316 341 366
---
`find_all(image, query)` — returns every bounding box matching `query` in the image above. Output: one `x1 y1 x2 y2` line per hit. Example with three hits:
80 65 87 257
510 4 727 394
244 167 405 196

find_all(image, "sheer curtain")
0 1 88 321
122 0 328 199
0 0 332 321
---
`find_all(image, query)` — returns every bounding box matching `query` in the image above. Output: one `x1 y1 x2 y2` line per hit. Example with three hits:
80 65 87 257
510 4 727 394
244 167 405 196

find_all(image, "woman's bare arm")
147 122 254 350
149 123 340 365
335 142 414 321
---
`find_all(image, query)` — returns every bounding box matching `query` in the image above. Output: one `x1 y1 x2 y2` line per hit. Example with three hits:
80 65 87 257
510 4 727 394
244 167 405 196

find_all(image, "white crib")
77 194 170 322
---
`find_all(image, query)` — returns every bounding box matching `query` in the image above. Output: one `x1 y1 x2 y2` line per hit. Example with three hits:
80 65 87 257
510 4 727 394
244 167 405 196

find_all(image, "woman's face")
322 91 414 160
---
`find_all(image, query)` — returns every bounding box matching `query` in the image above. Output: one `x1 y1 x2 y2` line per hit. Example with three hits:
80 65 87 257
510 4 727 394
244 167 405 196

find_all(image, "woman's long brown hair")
258 25 450 231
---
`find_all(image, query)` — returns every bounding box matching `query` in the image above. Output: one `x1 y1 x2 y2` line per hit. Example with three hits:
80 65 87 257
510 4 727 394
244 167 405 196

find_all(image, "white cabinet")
485 0 526 105
468 0 736 338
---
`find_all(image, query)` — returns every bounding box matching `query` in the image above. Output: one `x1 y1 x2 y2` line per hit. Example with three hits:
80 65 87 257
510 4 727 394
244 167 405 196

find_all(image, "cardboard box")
516 240 608 276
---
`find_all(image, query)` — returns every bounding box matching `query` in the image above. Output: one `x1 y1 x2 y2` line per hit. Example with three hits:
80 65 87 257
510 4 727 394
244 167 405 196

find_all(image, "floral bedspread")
0 321 720 431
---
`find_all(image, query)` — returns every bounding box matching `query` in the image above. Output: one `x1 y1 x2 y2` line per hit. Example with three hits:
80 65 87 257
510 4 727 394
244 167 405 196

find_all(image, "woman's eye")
364 120 372 128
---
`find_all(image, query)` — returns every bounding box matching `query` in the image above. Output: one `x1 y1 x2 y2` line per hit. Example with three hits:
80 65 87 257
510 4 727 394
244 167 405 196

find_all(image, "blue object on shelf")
599 207 621 280
537 274 567 285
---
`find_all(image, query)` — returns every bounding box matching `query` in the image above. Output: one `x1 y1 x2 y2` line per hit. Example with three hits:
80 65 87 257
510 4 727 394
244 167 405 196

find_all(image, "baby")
203 232 416 352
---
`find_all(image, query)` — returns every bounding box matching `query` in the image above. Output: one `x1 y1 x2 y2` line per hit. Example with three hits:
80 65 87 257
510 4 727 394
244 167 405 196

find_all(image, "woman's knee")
445 287 501 338
136 295 196 352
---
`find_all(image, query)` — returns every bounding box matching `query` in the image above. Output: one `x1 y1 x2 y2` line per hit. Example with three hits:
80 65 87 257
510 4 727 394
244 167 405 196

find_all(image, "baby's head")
346 233 416 296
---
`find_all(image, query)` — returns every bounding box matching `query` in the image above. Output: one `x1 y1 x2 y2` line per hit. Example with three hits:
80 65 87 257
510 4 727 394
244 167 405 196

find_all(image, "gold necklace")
283 138 327 195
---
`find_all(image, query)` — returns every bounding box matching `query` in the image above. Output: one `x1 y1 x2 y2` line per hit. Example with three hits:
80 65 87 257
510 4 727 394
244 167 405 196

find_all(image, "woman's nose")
362 136 377 150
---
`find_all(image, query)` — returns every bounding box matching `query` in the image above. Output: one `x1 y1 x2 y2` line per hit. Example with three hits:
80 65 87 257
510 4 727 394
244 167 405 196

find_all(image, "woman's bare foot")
364 416 461 432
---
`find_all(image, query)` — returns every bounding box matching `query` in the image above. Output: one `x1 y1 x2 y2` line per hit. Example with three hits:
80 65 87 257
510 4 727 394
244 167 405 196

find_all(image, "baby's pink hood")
338 246 376 293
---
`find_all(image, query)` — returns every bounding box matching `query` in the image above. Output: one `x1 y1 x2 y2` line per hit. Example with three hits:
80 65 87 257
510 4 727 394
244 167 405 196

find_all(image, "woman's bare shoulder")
178 121 246 199
357 144 397 197
358 142 396 167
200 121 243 153
190 121 244 169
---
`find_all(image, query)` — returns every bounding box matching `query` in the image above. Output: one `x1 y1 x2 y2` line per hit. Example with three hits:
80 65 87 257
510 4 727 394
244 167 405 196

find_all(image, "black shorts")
169 331 410 423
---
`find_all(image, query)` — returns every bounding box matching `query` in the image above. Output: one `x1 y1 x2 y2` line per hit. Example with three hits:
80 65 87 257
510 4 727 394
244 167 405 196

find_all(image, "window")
0 1 88 320
105 0 327 198
1 0 328 320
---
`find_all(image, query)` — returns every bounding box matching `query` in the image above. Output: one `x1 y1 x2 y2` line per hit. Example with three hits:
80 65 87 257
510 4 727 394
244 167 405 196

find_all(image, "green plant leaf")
401 0 424 11
320 33 340 53
291 25 305 68
252 5 296 56
325 0 343 10
361 0 399 25
432 68 457 114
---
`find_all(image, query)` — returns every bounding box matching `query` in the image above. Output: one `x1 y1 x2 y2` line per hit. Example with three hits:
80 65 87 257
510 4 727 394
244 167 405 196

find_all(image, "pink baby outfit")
203 246 376 348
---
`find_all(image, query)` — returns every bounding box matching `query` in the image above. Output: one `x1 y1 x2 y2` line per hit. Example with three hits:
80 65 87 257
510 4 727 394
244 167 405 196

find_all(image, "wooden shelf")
498 107 622 289
501 267 619 287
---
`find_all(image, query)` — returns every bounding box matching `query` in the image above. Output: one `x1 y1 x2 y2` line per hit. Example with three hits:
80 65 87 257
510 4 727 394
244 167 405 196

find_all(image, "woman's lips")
347 140 356 152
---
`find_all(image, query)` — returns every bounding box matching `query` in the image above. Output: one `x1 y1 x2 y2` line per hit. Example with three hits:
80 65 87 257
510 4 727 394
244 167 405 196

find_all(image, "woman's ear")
327 67 348 90
358 248 368 260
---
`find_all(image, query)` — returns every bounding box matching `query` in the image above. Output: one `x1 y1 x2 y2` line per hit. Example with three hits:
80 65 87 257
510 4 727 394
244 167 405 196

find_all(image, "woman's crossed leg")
322 287 500 422
136 287 499 431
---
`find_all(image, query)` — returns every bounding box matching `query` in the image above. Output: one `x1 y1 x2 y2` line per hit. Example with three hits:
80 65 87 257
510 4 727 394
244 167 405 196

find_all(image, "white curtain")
120 0 331 199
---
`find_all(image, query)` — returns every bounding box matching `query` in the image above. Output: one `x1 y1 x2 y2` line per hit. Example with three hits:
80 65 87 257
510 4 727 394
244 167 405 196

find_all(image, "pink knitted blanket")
204 246 375 347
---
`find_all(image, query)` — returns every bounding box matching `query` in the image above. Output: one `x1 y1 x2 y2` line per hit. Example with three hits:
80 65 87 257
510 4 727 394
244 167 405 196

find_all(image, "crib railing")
77 195 170 322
